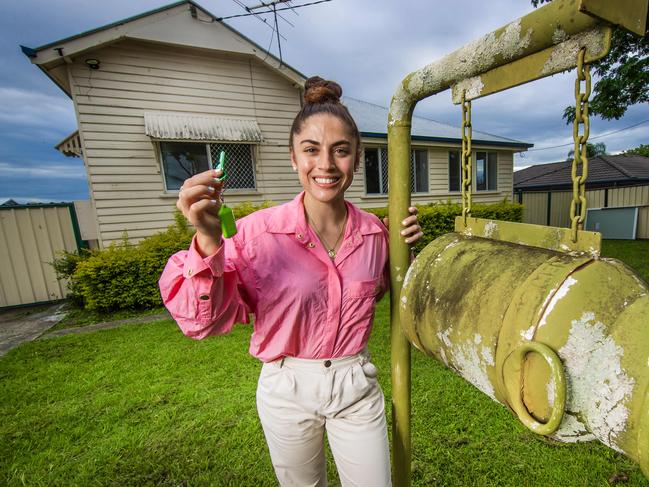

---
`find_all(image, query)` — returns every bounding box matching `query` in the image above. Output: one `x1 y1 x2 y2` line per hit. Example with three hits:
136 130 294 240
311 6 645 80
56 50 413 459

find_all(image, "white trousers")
256 351 391 487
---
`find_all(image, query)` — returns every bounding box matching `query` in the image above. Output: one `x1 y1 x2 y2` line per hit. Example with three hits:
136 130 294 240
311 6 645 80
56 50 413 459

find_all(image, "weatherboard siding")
69 39 303 246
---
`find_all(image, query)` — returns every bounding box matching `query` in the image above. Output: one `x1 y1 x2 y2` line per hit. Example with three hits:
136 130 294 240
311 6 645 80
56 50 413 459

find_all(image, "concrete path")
0 303 171 357
0 302 68 357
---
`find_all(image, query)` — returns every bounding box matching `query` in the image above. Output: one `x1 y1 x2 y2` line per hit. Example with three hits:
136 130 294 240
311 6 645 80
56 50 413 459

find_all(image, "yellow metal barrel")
400 231 649 474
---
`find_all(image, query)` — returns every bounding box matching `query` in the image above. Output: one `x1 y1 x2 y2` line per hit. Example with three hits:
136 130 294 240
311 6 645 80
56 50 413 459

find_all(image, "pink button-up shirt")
159 192 389 362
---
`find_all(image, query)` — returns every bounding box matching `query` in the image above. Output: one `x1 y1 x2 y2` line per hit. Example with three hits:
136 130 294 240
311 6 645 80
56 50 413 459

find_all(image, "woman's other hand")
382 206 424 245
176 168 225 256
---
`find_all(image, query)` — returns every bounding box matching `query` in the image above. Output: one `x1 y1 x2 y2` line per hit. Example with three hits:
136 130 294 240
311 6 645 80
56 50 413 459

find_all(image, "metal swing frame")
386 1 649 485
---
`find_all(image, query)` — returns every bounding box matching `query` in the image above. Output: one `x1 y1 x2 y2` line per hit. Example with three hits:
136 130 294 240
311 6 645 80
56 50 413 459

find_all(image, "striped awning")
144 112 263 142
55 131 82 157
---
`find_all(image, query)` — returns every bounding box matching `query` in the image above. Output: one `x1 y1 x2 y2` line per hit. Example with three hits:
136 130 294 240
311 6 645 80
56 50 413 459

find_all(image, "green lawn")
1 239 647 485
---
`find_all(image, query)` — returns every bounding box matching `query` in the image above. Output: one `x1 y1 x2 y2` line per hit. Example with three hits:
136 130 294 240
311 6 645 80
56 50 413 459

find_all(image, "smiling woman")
158 76 423 487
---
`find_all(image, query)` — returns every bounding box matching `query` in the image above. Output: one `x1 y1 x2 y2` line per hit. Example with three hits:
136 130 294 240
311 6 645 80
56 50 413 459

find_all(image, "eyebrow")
299 139 351 146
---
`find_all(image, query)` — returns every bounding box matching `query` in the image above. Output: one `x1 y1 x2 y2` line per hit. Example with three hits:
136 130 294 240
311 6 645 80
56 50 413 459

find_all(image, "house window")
411 149 429 193
364 147 389 195
448 150 497 192
476 151 498 191
365 147 429 195
160 141 256 191
449 150 461 192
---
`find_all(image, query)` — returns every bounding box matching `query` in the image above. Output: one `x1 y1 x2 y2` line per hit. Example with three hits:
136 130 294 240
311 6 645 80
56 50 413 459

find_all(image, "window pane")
476 151 486 191
365 148 380 194
161 142 209 190
411 149 428 193
380 148 389 194
449 150 461 192
209 143 256 190
488 152 498 190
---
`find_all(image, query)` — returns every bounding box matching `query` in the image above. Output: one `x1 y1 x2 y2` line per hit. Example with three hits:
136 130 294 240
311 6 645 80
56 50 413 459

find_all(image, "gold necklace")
307 212 347 259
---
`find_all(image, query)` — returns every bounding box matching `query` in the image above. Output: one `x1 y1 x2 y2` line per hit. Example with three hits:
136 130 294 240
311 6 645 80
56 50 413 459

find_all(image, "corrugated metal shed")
343 97 532 148
144 112 264 142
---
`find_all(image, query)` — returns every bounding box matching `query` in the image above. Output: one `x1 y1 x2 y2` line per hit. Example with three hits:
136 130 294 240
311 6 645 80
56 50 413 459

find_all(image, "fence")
517 185 649 239
0 203 83 308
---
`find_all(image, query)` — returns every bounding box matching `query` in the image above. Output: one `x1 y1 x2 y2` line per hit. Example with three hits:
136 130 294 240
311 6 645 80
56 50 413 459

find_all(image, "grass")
1 239 647 485
48 305 168 332
602 239 649 283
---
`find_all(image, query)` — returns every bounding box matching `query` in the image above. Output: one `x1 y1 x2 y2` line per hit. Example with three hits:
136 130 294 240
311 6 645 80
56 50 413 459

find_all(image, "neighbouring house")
23 0 531 248
514 154 649 238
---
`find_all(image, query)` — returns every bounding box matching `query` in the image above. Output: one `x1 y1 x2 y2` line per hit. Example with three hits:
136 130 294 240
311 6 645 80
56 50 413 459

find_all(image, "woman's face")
290 113 359 206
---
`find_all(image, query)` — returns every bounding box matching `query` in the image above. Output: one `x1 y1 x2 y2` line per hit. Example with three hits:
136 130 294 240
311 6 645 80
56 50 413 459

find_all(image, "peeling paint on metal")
483 221 498 238
396 274 403 283
453 76 485 100
555 312 635 449
440 332 496 399
401 295 408 306
541 28 608 77
547 377 556 408
552 27 569 44
538 276 578 328
389 19 532 123
520 325 535 341
552 413 595 443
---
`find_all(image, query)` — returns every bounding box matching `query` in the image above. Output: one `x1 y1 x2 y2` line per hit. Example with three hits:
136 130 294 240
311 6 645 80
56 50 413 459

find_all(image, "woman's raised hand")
176 168 225 256
382 206 424 245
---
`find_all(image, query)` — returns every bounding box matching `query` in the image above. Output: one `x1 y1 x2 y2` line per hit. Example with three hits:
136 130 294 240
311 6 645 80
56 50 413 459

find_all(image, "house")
514 154 649 238
23 0 531 248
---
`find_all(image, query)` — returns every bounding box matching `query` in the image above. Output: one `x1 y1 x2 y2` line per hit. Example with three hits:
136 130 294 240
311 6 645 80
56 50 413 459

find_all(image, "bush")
51 248 94 307
60 210 193 312
365 199 523 253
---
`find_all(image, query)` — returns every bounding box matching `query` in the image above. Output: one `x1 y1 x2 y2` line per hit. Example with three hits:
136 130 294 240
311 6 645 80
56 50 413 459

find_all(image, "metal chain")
461 92 473 225
570 47 591 242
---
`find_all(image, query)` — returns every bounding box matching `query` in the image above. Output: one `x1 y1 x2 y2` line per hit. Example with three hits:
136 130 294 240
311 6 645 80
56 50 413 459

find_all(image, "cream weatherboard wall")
69 39 303 246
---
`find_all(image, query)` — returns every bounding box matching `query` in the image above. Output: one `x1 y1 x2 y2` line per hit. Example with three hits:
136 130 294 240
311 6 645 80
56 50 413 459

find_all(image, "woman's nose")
316 151 336 170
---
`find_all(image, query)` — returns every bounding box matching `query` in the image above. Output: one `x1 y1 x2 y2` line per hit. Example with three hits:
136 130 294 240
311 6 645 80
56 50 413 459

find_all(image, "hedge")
365 199 523 253
52 199 521 312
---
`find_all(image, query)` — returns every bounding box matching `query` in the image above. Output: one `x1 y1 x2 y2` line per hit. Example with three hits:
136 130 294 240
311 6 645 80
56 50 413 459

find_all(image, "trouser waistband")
269 349 370 371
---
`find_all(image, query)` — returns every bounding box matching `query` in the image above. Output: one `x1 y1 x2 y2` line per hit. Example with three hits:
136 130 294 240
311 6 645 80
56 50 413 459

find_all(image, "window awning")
144 112 263 143
55 131 82 157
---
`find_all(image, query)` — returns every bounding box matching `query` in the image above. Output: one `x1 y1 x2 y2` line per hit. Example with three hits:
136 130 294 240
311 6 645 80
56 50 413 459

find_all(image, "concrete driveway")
0 302 67 357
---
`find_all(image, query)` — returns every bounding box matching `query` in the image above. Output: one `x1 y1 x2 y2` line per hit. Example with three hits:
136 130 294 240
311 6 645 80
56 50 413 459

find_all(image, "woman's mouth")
313 176 340 187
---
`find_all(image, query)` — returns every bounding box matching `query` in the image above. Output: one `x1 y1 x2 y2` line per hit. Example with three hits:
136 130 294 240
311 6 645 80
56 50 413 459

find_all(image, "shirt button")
187 268 193 276
324 360 332 368
308 242 316 248
199 294 210 300
297 233 303 239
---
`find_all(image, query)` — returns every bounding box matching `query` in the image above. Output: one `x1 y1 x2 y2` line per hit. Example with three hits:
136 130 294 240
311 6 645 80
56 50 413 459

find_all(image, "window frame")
448 149 498 193
364 146 430 196
159 140 257 193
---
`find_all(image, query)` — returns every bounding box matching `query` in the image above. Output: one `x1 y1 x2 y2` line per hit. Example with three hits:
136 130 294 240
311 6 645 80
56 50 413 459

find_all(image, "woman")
159 76 423 487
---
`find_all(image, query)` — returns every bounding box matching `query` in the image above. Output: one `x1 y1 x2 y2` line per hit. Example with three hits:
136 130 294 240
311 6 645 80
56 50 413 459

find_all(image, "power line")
527 118 649 152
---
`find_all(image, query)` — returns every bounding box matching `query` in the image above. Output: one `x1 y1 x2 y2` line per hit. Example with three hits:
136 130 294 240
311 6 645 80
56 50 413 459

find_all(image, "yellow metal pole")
387 121 413 487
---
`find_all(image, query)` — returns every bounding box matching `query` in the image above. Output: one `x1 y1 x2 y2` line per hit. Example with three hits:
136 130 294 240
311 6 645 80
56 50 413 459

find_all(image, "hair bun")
304 76 342 104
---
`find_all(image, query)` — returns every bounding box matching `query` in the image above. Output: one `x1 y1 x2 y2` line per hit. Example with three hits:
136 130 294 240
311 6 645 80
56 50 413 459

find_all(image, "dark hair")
289 76 361 157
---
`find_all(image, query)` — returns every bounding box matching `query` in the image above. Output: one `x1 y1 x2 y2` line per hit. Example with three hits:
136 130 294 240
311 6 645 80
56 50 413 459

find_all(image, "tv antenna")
221 0 333 67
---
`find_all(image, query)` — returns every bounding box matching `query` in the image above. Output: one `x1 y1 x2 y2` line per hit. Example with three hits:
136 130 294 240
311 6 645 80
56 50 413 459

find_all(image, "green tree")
532 0 648 123
566 142 607 161
623 143 649 157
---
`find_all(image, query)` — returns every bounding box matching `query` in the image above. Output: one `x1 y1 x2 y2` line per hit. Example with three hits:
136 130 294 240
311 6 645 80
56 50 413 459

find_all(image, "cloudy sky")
1 0 647 203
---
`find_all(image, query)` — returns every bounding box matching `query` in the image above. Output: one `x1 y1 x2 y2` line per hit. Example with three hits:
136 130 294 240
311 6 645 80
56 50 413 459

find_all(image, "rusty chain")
461 92 473 225
570 47 591 242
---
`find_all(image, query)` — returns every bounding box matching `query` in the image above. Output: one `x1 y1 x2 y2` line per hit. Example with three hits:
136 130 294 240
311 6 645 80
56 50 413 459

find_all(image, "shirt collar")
266 191 384 237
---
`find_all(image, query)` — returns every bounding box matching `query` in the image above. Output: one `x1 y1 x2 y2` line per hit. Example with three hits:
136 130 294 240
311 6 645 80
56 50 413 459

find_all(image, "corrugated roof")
514 154 649 189
144 112 263 142
343 97 532 149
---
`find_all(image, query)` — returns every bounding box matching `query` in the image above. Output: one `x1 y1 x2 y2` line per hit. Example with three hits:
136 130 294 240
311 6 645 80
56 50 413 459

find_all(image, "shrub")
65 210 194 312
51 248 94 307
365 199 523 253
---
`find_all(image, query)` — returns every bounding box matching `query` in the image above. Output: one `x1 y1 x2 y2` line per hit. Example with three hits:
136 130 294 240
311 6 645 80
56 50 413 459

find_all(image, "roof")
144 112 263 142
343 97 532 149
514 154 649 190
21 0 306 96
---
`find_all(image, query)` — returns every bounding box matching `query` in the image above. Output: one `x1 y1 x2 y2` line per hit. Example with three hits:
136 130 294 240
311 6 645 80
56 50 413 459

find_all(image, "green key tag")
213 151 237 238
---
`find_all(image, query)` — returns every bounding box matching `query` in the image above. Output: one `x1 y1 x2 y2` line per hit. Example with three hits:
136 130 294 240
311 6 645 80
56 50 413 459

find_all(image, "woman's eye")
335 147 349 155
305 147 316 153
